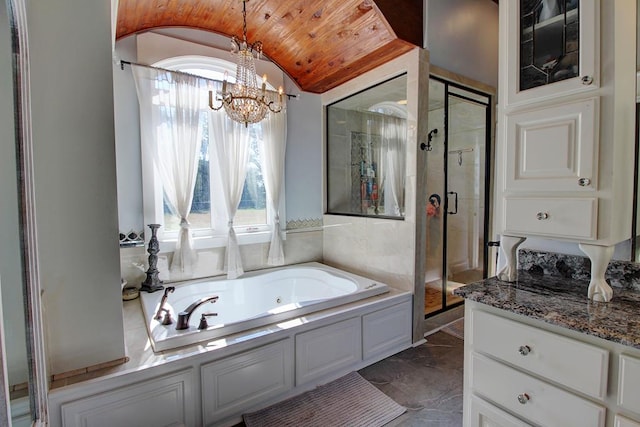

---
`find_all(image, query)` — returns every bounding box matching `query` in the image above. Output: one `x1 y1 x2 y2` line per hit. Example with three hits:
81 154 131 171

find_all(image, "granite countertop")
454 271 640 350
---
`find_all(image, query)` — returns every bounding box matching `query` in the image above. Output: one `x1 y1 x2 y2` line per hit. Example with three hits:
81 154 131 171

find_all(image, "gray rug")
441 318 464 340
243 371 406 427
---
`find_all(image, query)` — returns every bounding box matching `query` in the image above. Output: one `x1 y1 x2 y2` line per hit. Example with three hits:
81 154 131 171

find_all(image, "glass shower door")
425 77 490 316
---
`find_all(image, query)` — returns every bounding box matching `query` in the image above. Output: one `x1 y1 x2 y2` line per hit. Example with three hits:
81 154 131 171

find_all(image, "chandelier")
209 0 283 127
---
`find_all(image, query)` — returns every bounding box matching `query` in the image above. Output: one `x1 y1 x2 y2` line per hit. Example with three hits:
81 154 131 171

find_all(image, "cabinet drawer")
472 310 608 399
295 317 361 386
468 395 531 427
503 197 597 240
615 415 640 427
471 353 605 427
618 354 640 415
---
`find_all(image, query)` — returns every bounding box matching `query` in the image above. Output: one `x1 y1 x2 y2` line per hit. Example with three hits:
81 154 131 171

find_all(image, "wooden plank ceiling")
116 0 422 93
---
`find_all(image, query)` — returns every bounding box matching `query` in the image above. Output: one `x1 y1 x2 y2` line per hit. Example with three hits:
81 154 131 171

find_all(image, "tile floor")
359 330 464 426
237 329 464 426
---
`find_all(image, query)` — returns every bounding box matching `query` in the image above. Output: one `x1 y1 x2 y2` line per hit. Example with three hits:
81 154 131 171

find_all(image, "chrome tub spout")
175 295 219 330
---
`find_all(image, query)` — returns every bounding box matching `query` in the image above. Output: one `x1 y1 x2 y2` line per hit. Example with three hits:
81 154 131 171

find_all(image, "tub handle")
198 312 218 330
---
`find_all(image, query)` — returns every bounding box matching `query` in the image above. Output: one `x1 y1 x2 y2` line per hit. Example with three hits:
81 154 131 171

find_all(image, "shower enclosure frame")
426 75 493 318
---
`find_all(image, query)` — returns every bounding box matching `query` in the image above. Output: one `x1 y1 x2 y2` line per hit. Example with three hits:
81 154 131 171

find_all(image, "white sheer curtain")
366 111 406 216
381 115 406 216
261 110 287 265
132 65 208 273
208 85 251 278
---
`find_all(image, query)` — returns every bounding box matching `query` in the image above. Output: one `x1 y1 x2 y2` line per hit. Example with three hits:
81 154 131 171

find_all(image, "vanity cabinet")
463 302 640 427
495 0 637 301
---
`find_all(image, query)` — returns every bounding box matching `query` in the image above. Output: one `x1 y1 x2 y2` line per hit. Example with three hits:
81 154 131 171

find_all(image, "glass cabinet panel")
520 0 580 91
504 0 597 106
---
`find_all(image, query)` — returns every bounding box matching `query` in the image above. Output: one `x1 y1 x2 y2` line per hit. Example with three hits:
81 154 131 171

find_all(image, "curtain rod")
119 59 221 83
119 59 300 99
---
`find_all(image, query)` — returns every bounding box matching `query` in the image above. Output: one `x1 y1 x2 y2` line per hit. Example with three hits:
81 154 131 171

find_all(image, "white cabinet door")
468 395 531 427
362 301 412 361
201 339 293 426
60 368 195 427
618 354 640 416
295 317 361 386
501 0 599 107
504 97 598 192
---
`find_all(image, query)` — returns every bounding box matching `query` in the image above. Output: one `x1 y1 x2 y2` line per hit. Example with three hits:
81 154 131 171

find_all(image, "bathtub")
140 262 390 352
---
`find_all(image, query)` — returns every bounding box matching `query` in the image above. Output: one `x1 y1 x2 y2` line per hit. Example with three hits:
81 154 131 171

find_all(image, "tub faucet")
176 295 219 330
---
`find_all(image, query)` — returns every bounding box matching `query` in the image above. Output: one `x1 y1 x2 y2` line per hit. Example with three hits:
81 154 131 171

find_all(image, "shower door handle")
447 191 458 215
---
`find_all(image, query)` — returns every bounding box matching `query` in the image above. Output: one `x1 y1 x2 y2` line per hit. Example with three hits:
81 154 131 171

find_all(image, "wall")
25 0 125 374
0 2 28 386
114 31 325 286
427 0 499 90
321 50 422 293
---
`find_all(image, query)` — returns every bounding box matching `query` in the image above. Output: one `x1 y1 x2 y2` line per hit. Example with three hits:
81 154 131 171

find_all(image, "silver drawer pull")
518 345 531 356
581 75 594 85
536 212 549 220
517 393 530 405
578 177 591 187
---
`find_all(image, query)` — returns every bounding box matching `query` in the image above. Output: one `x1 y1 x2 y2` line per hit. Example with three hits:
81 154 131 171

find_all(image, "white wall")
0 2 28 386
427 0 499 90
25 0 125 374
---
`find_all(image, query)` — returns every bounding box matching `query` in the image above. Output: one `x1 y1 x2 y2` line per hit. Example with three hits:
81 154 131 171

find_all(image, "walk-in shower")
424 76 492 317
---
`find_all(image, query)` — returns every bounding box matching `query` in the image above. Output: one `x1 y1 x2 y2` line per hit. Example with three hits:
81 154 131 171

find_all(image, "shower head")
428 128 438 142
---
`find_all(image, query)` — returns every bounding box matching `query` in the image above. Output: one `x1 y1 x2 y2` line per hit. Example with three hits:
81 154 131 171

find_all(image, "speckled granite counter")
454 271 640 350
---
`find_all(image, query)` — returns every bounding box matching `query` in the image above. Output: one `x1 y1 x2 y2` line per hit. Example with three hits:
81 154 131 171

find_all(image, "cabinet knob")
581 75 594 85
536 212 549 220
578 177 591 187
518 345 531 356
517 393 530 405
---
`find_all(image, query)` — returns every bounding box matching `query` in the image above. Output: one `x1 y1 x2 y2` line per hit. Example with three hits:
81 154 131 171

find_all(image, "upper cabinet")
501 0 599 107
495 0 637 301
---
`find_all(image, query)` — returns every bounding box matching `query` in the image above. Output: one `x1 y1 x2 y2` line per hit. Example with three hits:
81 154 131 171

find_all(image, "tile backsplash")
518 249 640 291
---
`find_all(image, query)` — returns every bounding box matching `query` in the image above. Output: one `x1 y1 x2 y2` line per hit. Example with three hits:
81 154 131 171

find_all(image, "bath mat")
242 371 406 427
441 318 464 340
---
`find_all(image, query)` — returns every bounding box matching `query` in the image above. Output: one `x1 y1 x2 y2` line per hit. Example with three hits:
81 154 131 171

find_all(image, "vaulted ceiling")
116 0 423 93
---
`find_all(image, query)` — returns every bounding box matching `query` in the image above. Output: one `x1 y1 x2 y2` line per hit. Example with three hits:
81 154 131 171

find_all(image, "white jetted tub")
140 262 390 352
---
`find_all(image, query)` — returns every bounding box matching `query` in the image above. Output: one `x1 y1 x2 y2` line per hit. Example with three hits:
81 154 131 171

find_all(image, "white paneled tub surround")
140 262 390 352
48 280 412 427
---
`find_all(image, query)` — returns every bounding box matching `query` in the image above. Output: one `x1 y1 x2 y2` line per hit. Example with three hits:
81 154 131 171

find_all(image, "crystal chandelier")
209 0 283 127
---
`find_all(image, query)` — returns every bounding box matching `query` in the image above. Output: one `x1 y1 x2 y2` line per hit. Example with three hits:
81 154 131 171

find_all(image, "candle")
278 86 283 104
262 74 267 95
222 71 228 93
209 90 213 107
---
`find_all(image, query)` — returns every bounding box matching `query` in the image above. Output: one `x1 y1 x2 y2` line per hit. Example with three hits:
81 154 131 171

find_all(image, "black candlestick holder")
140 224 164 293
